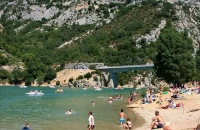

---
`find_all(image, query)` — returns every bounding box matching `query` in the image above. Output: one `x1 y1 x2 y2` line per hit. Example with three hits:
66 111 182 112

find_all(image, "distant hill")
0 0 200 86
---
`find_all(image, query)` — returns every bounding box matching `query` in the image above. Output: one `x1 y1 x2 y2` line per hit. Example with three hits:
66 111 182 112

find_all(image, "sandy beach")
129 90 200 130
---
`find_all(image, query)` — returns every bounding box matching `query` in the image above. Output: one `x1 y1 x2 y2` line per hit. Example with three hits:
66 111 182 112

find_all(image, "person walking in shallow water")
88 111 95 130
119 109 126 126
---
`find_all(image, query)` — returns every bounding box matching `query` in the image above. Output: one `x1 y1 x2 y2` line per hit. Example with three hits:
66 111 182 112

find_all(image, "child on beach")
119 109 126 126
124 117 132 129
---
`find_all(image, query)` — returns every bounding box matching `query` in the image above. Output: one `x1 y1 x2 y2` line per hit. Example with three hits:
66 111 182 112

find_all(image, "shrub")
77 75 84 80
89 65 96 70
163 86 169 92
140 89 146 98
68 78 73 83
84 72 92 79
56 80 60 85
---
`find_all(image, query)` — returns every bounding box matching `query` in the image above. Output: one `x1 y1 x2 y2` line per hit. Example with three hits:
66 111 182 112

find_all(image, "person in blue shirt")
22 123 31 130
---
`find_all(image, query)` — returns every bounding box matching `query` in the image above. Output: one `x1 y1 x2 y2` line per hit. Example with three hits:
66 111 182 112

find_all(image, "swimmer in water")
65 109 72 115
92 101 95 106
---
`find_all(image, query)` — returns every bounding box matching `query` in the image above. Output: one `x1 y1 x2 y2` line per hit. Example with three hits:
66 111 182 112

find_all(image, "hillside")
47 69 94 86
0 0 200 86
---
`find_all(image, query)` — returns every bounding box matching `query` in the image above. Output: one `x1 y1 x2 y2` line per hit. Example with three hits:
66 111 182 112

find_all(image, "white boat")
25 91 44 95
95 88 102 91
82 88 87 90
20 85 27 88
48 85 56 88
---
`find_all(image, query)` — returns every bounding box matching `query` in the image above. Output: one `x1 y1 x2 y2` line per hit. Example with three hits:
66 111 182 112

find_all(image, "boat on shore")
82 87 87 90
95 87 102 91
48 85 56 88
20 85 27 88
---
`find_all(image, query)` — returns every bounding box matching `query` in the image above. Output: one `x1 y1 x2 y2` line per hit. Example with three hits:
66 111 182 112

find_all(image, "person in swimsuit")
119 109 126 126
124 117 132 129
65 109 72 115
149 110 164 130
129 91 133 103
88 111 95 130
22 123 31 130
92 101 95 106
133 92 138 99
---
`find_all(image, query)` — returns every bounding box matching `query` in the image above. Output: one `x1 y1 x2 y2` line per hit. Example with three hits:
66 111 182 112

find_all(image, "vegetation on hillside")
0 0 199 86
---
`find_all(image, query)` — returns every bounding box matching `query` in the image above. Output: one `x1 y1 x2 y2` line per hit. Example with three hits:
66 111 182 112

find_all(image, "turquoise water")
0 86 137 130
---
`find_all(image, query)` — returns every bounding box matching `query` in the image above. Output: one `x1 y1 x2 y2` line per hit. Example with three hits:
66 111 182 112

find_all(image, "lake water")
0 86 138 130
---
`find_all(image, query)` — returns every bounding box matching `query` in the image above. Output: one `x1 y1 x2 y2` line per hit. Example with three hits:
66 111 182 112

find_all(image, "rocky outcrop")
4 0 118 27
135 20 166 48
173 4 200 57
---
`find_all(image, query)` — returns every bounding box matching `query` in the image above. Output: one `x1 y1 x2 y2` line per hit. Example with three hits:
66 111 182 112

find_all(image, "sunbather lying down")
161 103 184 109
171 95 184 99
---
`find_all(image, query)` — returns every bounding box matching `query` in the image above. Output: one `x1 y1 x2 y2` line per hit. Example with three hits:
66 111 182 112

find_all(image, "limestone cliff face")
0 0 119 26
0 0 200 58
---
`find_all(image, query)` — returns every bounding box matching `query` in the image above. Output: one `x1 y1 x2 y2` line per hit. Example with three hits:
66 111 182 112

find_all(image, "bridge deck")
96 64 154 72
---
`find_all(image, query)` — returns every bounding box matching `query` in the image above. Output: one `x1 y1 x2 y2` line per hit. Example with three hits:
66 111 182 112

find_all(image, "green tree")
0 55 9 65
69 78 73 83
56 80 60 85
11 69 23 84
0 69 10 79
44 67 56 82
84 72 92 79
154 27 195 85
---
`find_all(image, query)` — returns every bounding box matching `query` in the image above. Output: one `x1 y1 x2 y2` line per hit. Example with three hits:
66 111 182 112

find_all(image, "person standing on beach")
134 92 138 100
129 91 133 104
88 111 95 130
149 110 164 130
119 109 126 126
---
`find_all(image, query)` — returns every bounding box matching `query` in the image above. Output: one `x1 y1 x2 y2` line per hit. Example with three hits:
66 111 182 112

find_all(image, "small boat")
20 85 27 88
55 89 63 93
82 87 87 90
25 91 44 95
48 85 56 88
95 87 102 91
